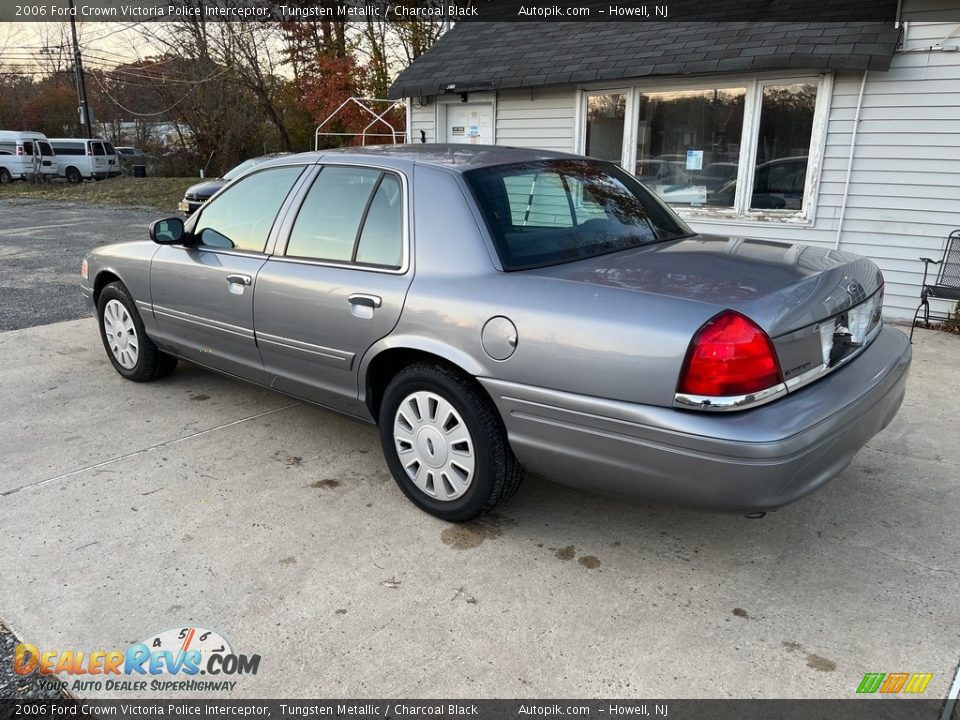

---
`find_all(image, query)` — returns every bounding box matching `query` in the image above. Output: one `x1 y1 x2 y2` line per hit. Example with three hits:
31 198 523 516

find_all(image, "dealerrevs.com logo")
13 626 260 693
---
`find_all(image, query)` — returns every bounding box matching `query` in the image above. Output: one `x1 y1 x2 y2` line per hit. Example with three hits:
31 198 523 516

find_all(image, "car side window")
286 166 403 268
355 174 403 268
194 166 304 253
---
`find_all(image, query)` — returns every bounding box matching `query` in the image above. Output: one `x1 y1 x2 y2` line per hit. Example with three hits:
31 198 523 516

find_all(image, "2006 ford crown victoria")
80 145 911 522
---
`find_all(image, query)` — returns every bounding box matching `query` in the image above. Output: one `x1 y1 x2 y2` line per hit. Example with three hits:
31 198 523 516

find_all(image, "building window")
580 75 829 223
585 93 626 164
635 86 746 208
750 83 817 211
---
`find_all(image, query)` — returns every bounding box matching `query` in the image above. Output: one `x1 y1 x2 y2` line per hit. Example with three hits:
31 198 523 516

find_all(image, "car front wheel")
379 362 524 522
97 281 177 382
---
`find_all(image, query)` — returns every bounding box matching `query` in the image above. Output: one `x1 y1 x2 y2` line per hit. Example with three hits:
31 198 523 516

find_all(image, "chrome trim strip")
256 332 354 367
152 304 254 340
674 383 788 412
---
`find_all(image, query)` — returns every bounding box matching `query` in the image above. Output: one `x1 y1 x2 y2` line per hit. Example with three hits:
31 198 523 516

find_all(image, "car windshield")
464 159 692 270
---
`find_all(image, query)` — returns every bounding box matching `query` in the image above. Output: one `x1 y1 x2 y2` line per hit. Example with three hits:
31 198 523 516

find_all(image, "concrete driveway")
0 317 958 700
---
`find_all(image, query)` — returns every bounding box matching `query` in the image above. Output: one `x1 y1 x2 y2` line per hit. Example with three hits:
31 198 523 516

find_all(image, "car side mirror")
149 217 186 245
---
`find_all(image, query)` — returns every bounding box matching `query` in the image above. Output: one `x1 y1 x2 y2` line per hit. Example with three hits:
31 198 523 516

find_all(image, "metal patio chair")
910 229 960 341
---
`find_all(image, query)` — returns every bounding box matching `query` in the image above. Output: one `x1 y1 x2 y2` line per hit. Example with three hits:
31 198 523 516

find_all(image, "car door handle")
347 293 382 308
226 274 252 286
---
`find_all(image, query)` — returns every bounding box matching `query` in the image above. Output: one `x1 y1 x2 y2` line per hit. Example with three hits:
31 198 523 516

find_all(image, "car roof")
255 144 584 174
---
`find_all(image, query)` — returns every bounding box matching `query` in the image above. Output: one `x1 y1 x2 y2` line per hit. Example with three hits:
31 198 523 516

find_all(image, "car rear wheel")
65 167 82 184
0 168 12 184
97 282 177 382
379 362 524 522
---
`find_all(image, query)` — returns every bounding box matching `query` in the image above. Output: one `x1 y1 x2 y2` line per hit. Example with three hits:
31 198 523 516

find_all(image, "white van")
0 131 58 183
48 138 121 182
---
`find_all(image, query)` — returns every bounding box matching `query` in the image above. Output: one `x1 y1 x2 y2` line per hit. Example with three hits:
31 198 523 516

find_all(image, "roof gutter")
834 69 868 250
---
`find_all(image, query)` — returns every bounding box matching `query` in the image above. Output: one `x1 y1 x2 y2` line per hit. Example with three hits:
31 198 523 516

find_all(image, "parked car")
115 146 151 173
634 158 689 186
48 138 121 182
178 153 290 215
0 130 58 183
710 156 809 209
116 146 149 162
693 162 739 190
81 145 910 522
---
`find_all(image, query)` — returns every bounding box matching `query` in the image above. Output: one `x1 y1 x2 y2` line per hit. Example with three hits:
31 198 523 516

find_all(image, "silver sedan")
81 145 911 521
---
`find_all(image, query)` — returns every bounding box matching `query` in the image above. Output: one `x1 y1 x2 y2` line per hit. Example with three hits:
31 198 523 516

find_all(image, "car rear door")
150 164 308 382
103 142 118 175
36 141 56 177
90 141 107 176
253 163 412 414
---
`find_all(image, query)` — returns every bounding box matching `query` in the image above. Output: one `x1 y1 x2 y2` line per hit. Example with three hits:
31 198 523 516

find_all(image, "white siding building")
391 5 960 321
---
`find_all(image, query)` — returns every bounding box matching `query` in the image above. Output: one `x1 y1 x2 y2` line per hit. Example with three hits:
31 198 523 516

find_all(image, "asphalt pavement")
0 199 160 331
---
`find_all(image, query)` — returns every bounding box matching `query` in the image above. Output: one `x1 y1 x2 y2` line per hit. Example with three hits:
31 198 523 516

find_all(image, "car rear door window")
286 166 401 266
355 174 403 268
194 166 304 253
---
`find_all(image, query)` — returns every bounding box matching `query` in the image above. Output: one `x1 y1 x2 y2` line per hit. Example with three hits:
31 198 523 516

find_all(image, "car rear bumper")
479 326 911 513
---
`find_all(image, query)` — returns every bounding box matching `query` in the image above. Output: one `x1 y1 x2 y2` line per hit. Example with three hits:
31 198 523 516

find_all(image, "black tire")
0 168 12 185
378 362 524 522
97 281 177 382
65 166 82 184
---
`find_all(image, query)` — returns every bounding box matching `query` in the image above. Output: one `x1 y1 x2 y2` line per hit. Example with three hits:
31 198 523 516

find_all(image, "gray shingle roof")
387 22 902 99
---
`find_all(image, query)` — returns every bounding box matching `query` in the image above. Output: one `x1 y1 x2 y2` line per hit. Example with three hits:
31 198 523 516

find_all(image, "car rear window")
464 159 692 270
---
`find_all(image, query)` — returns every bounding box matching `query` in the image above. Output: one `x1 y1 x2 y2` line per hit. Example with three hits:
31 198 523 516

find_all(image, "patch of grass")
0 176 197 211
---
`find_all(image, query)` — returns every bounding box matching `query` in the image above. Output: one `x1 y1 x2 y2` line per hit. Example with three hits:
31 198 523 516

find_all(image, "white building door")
445 103 493 144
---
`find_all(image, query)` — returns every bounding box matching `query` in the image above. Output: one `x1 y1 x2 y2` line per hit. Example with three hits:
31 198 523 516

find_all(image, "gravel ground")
0 199 162 331
0 621 71 699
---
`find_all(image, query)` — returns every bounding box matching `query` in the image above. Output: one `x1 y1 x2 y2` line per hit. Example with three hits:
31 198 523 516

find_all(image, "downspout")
834 69 868 250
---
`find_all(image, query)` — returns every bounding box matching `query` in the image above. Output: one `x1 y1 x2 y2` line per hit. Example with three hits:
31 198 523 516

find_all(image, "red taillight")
16 145 24 156
678 310 783 397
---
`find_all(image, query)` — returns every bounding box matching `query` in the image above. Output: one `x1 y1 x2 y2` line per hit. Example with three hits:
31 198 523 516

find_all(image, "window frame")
575 71 833 226
273 162 411 275
186 163 310 257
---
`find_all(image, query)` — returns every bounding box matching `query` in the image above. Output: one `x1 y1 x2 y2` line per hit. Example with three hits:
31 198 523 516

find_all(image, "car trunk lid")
524 234 886 404
522 234 883 338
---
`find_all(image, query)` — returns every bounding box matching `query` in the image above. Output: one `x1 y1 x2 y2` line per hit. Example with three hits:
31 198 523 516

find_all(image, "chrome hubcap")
393 391 475 501
103 299 139 369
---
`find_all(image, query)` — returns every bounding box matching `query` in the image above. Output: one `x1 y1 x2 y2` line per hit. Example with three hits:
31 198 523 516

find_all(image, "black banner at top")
0 0 928 23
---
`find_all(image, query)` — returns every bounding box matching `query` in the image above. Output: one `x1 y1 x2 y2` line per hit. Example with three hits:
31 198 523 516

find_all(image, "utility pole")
68 0 93 138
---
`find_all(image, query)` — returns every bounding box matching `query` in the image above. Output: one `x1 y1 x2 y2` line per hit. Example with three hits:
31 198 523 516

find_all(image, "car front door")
150 164 307 382
253 164 412 414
